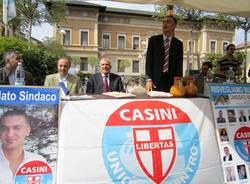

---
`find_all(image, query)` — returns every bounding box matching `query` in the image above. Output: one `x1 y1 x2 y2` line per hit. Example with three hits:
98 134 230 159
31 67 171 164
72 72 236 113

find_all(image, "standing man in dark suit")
146 16 183 92
86 57 125 94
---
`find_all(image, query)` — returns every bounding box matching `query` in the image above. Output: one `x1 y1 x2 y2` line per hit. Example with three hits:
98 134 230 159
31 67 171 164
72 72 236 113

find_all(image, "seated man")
0 110 45 184
194 61 212 94
215 44 242 81
44 57 83 96
86 57 125 94
0 50 34 85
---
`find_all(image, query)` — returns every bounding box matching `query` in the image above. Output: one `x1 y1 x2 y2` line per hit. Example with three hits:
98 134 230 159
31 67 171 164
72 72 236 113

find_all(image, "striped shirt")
217 57 240 73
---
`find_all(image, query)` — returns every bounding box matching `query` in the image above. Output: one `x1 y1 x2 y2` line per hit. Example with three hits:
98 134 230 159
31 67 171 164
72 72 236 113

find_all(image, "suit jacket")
0 67 34 85
146 34 183 91
86 73 125 94
44 73 83 95
223 154 232 161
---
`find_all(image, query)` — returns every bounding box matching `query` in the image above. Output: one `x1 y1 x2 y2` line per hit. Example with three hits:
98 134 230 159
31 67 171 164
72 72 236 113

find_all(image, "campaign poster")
0 86 60 184
209 83 250 184
58 98 223 184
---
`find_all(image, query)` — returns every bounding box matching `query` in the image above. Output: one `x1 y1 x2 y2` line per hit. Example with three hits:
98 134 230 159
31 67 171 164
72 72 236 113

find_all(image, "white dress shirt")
0 144 46 184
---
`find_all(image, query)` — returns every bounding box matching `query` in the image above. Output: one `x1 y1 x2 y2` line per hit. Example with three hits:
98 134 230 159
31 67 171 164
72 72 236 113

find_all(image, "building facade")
53 2 235 77
236 42 250 82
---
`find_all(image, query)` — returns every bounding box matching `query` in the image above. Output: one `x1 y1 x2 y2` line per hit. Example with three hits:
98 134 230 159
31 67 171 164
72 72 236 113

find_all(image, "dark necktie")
103 75 109 92
163 37 170 73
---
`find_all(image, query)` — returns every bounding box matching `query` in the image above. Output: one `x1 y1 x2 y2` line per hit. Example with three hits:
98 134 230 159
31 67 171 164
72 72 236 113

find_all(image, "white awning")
109 0 250 17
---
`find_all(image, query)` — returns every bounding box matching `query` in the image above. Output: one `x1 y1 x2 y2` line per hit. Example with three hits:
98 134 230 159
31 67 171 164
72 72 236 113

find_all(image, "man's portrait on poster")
216 110 226 123
227 110 236 123
237 164 247 180
0 106 58 184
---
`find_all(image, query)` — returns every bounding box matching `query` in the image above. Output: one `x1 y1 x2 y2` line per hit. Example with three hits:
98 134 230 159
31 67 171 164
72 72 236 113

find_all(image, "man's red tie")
103 75 109 92
163 38 170 73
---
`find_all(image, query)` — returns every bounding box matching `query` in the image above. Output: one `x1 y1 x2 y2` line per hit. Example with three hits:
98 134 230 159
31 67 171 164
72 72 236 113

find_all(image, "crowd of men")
0 15 246 183
0 16 244 96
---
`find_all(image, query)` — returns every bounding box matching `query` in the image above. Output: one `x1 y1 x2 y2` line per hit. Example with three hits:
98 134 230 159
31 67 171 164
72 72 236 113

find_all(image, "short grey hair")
3 50 22 61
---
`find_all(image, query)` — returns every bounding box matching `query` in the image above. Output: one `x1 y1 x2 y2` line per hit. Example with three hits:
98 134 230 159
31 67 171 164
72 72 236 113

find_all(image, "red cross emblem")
27 176 41 184
133 126 176 184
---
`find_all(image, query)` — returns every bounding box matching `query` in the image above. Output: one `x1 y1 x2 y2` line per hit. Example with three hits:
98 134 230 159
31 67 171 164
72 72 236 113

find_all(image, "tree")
204 53 223 72
13 0 66 43
88 56 98 73
118 59 131 73
0 37 65 85
234 16 250 82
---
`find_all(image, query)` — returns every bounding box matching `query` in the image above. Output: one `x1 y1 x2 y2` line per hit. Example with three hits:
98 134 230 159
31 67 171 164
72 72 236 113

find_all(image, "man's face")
201 65 209 75
227 46 235 56
219 110 223 117
57 58 70 77
228 111 234 118
0 115 30 151
219 96 225 103
5 54 22 72
224 147 229 155
100 59 111 75
239 166 246 176
162 17 176 35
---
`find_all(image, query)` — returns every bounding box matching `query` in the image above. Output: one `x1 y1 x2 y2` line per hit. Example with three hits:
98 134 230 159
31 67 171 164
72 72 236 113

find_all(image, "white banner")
209 83 250 184
58 98 223 184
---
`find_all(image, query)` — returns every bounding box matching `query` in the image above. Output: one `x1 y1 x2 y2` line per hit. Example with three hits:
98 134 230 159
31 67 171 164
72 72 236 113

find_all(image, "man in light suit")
44 57 83 96
86 57 125 94
146 16 183 92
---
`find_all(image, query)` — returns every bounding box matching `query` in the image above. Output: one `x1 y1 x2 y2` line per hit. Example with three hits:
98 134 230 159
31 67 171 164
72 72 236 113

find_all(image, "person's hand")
146 81 153 92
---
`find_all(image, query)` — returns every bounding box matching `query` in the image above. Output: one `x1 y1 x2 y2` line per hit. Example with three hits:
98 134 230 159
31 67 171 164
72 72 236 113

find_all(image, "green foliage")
154 5 204 22
40 37 65 56
234 16 250 31
119 59 131 69
70 56 81 65
175 7 203 21
204 53 223 73
234 51 246 64
0 37 29 66
154 5 168 21
88 56 98 67
6 0 67 42
88 56 98 72
214 14 235 24
76 72 91 82
0 37 65 85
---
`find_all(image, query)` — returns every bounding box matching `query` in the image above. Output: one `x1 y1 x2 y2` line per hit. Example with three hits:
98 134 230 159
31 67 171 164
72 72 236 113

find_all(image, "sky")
32 1 249 45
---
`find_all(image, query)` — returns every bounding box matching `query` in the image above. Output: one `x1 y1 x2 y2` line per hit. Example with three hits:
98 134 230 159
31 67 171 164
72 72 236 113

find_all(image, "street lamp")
60 29 66 35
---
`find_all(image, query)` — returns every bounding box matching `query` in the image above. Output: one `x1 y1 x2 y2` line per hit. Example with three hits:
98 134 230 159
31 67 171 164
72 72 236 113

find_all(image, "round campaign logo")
234 126 250 162
14 160 53 184
102 101 200 184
